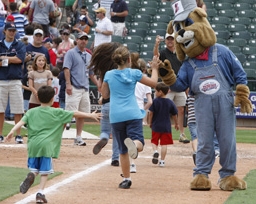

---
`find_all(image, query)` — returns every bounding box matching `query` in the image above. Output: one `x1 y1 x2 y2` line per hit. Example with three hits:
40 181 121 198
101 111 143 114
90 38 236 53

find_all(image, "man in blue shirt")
0 23 26 144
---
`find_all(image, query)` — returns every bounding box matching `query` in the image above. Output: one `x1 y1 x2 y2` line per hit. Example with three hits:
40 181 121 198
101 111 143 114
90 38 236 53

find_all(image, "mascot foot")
219 175 247 191
190 174 212 191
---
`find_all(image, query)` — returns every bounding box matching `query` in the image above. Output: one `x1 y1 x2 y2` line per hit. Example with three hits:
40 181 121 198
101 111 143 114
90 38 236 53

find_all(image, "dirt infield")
1 138 255 204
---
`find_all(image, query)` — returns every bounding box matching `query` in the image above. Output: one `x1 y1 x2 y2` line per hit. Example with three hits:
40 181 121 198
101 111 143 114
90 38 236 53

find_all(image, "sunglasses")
96 12 101 14
62 33 69 35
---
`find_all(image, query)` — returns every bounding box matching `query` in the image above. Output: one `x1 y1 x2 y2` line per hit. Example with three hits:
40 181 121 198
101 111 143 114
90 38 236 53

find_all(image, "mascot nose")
178 29 185 37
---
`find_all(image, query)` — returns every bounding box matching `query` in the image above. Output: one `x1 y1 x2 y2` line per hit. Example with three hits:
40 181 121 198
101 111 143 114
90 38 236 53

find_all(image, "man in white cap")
92 7 113 50
63 32 99 146
154 32 190 144
0 23 26 144
25 29 50 75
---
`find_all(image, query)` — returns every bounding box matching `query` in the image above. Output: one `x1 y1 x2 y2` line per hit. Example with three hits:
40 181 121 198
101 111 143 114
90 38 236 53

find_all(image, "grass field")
0 166 62 202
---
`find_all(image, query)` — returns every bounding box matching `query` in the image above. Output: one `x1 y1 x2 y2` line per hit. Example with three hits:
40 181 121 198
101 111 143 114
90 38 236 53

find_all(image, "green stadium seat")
112 35 124 44
218 10 237 18
242 46 256 55
235 53 247 64
133 14 152 23
243 68 256 79
206 9 218 18
232 17 251 26
140 51 153 60
217 38 227 45
128 28 147 38
157 8 174 16
248 24 256 33
232 31 251 41
125 0 140 8
215 31 231 40
228 45 241 53
140 43 155 52
123 35 143 44
212 24 227 31
123 42 140 52
211 16 232 25
204 1 214 9
128 7 138 16
126 14 133 23
227 38 247 47
233 3 251 11
214 3 233 10
150 22 168 30
237 0 253 4
247 54 256 62
147 29 166 37
228 24 247 32
217 0 237 3
158 1 171 9
144 36 157 44
248 39 256 46
139 7 157 16
140 1 158 9
152 14 172 23
238 10 256 19
130 22 149 30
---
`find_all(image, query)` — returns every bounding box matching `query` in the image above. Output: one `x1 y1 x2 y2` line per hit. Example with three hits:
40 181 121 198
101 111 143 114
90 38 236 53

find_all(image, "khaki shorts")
65 86 90 113
166 91 187 107
0 80 24 114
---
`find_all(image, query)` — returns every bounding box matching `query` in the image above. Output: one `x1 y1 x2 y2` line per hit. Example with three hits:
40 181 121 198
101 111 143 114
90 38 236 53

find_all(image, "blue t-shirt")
104 68 144 123
149 97 178 133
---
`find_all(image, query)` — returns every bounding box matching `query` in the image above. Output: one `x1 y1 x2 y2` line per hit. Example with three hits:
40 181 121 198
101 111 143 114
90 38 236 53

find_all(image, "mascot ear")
166 21 174 35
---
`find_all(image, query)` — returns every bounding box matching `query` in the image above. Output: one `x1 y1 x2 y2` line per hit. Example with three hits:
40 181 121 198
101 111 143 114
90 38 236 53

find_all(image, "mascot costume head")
160 0 252 191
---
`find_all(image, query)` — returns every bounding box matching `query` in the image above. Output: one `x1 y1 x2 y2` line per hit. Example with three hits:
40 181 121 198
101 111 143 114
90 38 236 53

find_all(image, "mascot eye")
174 23 181 32
185 18 194 27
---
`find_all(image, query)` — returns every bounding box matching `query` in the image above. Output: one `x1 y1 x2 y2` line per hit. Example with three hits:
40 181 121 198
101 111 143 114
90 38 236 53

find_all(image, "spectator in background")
0 15 20 40
9 2 29 38
22 61 33 113
43 37 57 66
153 33 190 144
63 32 99 146
51 67 60 108
93 7 113 49
49 18 60 39
72 15 91 34
28 0 55 37
99 0 112 19
19 0 28 11
73 5 93 27
196 0 207 11
0 23 26 144
52 37 62 55
110 0 128 37
22 24 34 45
65 0 76 25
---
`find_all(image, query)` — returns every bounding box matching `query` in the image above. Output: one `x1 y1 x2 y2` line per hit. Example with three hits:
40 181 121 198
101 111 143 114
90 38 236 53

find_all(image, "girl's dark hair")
88 42 121 82
130 52 140 70
32 55 47 71
112 46 130 66
52 37 62 46
155 82 170 95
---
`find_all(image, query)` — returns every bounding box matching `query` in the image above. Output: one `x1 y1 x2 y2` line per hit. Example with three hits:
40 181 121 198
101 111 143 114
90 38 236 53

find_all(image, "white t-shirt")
52 77 60 102
135 82 152 109
94 17 113 47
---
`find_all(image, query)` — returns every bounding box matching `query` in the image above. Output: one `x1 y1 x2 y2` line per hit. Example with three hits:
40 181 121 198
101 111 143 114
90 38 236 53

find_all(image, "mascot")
161 0 252 191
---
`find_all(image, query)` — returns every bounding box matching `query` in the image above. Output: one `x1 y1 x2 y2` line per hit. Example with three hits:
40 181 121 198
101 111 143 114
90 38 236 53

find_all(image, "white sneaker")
159 160 165 167
130 164 136 173
215 150 220 158
74 138 86 146
124 138 138 159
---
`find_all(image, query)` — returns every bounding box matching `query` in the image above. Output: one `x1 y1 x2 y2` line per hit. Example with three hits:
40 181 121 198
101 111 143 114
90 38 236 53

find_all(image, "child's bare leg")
39 174 48 192
120 153 130 178
133 140 143 152
160 145 167 160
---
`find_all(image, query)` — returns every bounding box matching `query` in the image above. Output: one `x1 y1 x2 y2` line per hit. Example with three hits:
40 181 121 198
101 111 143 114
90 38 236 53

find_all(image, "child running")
148 82 179 167
28 54 52 109
5 85 102 203
101 46 160 189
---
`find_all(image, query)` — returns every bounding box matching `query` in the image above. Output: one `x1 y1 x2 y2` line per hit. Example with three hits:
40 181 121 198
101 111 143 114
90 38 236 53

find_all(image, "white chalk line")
15 159 111 204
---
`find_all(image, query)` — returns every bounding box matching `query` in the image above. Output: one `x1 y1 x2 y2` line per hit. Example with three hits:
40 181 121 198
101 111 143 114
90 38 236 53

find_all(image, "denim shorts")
28 157 54 175
112 119 144 154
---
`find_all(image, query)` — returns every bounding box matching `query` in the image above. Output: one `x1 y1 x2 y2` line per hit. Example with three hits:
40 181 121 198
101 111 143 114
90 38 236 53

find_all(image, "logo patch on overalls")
199 79 220 95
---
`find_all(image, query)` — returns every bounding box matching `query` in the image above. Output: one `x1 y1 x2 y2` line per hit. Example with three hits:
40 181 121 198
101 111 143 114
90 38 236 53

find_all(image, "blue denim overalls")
189 46 237 179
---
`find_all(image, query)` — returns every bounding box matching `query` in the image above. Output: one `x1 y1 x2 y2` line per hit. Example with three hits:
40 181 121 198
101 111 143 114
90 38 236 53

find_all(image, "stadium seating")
232 31 251 41
242 46 256 55
214 3 233 11
211 16 232 25
233 3 251 11
133 14 152 24
147 29 166 37
112 35 124 44
227 38 247 47
228 45 241 53
228 24 247 32
139 7 157 16
237 10 256 18
232 17 251 26
123 42 140 52
215 31 231 40
140 43 155 52
218 10 237 18
150 22 168 30
128 28 147 38
234 53 247 64
123 35 142 44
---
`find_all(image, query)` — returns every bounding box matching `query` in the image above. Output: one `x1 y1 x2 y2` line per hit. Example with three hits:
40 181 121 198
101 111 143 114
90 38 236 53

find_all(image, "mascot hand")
234 84 253 113
159 59 177 86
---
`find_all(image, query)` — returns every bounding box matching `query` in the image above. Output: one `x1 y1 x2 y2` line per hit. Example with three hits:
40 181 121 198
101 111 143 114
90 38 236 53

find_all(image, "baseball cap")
79 15 88 24
172 0 197 24
62 29 70 34
4 23 16 30
43 37 52 44
165 33 175 39
6 15 14 22
94 7 106 14
33 29 43 35
77 32 89 39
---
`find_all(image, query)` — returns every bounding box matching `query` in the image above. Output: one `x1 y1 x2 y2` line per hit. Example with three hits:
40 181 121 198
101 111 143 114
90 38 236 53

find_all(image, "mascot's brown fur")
161 1 253 191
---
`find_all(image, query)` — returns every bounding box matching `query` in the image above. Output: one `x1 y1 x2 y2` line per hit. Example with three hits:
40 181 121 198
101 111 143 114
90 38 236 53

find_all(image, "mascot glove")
234 84 253 113
159 59 177 86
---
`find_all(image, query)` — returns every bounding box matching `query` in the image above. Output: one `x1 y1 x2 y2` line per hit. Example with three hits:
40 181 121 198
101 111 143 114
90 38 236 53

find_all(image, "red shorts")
52 102 60 108
151 131 173 146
